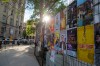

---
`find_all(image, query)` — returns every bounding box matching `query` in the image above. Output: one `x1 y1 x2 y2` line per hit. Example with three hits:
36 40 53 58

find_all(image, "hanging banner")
77 25 94 64
67 28 77 57
95 23 100 66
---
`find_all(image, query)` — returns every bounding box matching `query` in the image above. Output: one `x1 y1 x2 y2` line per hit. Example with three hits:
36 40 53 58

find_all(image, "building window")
11 10 14 15
10 18 14 26
2 15 7 23
1 26 6 36
4 5 7 12
16 21 19 27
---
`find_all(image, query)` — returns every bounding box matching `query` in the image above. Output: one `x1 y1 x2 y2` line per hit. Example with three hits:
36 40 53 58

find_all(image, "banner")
77 25 94 64
67 28 77 57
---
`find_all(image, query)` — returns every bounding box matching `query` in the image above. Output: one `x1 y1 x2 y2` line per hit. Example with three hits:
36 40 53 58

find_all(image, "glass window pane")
94 14 100 23
94 5 99 14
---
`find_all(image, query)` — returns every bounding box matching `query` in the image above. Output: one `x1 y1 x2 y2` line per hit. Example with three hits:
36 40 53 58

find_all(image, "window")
11 10 13 15
4 5 7 12
10 18 14 26
2 15 6 23
16 21 19 27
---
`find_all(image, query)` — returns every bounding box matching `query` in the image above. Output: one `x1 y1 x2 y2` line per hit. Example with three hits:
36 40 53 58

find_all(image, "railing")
46 51 94 66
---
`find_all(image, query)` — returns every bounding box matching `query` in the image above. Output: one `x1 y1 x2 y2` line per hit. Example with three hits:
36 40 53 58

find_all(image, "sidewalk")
0 45 39 66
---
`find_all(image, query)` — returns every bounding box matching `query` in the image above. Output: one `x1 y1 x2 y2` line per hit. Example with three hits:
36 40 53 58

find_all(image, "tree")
22 30 27 38
26 19 37 36
27 0 66 22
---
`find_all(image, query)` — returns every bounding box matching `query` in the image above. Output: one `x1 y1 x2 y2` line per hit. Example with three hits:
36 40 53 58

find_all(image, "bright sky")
24 9 33 23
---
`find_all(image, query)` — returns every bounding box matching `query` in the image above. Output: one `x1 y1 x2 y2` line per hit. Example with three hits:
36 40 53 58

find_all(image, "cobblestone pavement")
0 45 39 66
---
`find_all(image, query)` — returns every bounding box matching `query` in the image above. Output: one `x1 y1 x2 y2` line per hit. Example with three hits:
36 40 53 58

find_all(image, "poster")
67 1 77 28
67 28 77 57
54 12 60 44
77 25 94 64
95 23 100 66
60 30 66 54
49 17 55 33
77 0 93 27
60 10 66 30
54 32 59 44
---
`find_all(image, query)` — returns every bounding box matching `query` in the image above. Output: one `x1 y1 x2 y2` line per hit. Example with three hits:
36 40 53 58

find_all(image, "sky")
23 0 71 23
24 9 33 23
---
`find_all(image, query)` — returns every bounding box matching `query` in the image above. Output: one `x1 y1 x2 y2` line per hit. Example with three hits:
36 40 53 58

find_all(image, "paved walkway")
0 45 39 66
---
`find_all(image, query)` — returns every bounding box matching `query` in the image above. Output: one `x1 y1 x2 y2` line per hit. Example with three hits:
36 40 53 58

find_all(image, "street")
0 45 39 66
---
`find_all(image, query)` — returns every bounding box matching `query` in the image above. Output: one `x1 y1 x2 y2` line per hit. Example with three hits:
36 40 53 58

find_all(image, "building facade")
0 0 25 40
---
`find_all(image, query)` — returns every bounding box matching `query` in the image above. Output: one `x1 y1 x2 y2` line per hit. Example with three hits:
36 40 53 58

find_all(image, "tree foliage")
27 0 66 20
22 30 27 38
26 19 37 36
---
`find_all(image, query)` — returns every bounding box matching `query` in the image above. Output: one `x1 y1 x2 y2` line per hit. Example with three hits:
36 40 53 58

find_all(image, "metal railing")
46 52 94 66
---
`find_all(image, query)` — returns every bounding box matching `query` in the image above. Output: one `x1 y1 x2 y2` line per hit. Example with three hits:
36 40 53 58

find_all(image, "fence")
46 51 94 66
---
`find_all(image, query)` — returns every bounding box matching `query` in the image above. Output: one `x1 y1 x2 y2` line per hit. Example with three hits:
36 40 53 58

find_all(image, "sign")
77 25 94 64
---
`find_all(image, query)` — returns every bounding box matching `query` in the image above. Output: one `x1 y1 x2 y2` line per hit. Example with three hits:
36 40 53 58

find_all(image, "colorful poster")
67 1 77 28
77 0 93 27
95 23 100 66
54 12 60 44
60 10 66 30
67 28 77 57
59 30 66 54
49 17 55 33
54 32 59 44
77 25 94 64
